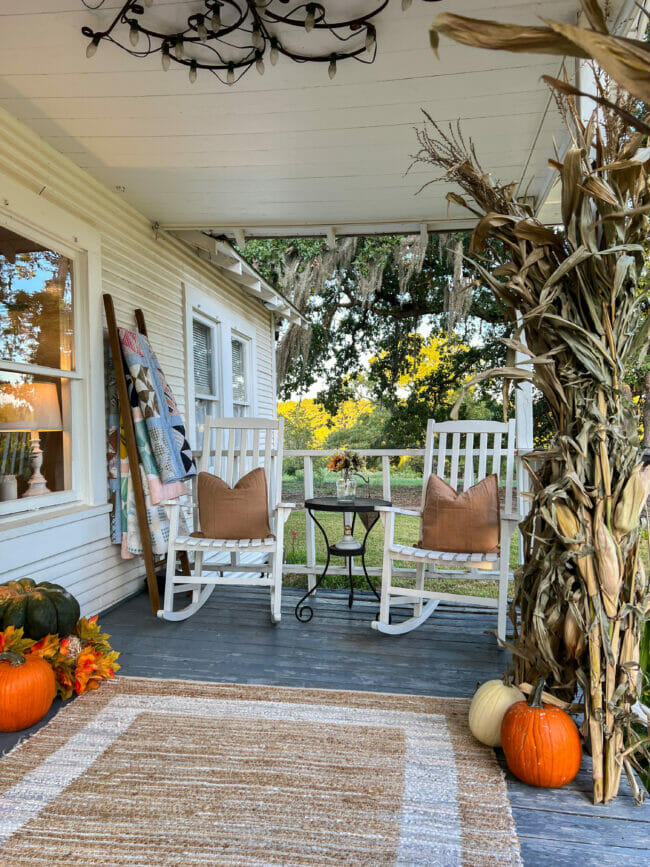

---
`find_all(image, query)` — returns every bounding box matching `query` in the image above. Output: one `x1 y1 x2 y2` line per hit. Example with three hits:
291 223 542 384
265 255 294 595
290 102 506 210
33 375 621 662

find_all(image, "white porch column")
515 313 534 565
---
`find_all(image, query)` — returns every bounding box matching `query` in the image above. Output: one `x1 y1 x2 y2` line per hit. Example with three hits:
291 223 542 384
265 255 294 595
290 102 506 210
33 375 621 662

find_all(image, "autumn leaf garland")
0 616 120 700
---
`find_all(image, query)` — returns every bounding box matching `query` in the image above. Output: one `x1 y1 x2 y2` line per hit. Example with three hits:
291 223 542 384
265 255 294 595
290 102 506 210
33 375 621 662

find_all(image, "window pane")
0 371 70 501
192 319 214 395
231 338 247 404
0 227 74 370
195 397 218 451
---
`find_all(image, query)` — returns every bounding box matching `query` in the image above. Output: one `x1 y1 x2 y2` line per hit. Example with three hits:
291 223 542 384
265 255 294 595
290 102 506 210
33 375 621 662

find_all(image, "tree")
244 233 511 429
369 332 503 447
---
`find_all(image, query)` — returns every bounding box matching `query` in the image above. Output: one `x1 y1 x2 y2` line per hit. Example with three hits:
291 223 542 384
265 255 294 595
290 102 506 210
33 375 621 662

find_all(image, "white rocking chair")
157 417 293 624
372 419 518 642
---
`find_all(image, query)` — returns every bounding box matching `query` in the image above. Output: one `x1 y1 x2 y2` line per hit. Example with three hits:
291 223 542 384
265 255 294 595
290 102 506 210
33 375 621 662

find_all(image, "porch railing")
282 448 529 590
189 445 530 589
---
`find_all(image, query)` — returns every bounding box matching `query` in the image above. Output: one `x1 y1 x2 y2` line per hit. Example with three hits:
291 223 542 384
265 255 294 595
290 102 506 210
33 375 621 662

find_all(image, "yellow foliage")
278 398 375 447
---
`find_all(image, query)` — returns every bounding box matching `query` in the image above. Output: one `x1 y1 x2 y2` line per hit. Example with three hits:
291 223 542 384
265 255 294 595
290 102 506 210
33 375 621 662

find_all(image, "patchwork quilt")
105 331 195 559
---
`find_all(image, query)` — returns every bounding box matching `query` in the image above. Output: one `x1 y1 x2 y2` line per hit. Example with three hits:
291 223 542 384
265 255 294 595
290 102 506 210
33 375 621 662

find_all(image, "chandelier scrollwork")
81 0 443 85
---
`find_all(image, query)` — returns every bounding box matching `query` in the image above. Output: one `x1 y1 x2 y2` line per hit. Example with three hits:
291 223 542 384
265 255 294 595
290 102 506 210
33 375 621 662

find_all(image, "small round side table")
295 496 391 622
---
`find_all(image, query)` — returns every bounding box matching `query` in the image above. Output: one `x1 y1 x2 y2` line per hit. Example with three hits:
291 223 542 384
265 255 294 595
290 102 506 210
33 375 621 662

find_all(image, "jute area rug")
0 677 521 866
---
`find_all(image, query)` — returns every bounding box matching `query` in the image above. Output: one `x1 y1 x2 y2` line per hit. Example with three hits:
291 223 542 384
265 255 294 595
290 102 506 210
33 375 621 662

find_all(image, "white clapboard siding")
0 105 274 615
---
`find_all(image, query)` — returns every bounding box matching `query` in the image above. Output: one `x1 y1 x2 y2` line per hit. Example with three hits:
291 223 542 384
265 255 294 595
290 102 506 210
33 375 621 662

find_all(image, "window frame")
189 308 222 450
184 285 258 441
0 216 92 519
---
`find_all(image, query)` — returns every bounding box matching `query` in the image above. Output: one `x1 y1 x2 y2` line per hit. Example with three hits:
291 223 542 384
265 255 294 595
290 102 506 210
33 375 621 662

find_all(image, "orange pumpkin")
0 650 56 732
500 677 582 788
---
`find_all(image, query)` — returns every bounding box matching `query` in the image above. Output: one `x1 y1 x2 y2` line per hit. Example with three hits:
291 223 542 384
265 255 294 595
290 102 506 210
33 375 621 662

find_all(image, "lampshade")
0 382 63 432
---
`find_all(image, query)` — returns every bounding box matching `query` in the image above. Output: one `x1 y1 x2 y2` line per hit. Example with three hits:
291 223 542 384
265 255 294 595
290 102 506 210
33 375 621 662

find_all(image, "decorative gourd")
0 650 56 732
500 677 582 788
469 677 525 747
0 578 80 640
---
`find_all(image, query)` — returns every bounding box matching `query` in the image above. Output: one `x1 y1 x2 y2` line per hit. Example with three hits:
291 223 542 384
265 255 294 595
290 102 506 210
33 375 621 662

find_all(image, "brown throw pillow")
193 467 272 540
419 473 500 554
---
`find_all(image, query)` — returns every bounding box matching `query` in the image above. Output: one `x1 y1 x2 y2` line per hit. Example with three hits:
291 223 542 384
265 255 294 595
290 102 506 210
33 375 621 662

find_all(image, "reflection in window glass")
0 227 74 370
0 371 69 501
231 338 248 417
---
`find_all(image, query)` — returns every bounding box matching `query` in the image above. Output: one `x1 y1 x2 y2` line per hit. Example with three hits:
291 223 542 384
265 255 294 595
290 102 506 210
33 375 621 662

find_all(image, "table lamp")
0 382 63 497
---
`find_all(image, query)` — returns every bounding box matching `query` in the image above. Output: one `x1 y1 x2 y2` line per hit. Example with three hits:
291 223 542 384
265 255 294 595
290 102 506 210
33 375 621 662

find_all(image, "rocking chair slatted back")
422 419 516 514
374 417 518 641
159 416 291 626
198 417 284 521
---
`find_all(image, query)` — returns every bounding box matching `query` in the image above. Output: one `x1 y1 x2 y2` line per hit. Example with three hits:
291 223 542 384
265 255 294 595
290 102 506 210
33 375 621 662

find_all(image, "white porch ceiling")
0 1 631 240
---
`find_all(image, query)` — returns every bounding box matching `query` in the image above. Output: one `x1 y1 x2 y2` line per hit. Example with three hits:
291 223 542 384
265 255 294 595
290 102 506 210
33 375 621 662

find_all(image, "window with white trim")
192 314 220 448
0 226 78 515
231 336 249 417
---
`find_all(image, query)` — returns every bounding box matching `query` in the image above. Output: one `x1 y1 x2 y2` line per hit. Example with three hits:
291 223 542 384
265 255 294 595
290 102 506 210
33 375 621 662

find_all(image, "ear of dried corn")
412 13 650 799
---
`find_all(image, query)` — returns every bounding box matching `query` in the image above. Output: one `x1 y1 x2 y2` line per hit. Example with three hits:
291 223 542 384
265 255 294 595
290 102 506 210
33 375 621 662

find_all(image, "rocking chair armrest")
376 505 422 518
273 502 296 512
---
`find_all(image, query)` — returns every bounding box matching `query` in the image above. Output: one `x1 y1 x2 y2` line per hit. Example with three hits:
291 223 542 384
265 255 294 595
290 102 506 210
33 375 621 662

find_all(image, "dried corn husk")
563 606 586 659
613 470 648 537
429 5 650 105
594 519 622 617
412 25 650 802
555 502 581 540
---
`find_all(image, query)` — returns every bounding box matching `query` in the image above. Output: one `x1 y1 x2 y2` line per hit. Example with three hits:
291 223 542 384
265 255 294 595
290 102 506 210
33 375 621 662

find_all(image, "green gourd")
0 579 80 640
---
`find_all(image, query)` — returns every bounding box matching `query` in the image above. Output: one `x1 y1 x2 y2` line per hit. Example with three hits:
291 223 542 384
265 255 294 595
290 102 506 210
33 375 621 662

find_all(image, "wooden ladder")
103 293 189 615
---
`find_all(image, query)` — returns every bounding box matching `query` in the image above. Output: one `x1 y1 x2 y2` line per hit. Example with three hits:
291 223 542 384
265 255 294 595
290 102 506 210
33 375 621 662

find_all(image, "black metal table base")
295 508 382 623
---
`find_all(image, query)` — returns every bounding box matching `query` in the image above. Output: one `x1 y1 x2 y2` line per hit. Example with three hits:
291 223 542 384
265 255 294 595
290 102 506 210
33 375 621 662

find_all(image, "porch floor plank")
2 585 648 865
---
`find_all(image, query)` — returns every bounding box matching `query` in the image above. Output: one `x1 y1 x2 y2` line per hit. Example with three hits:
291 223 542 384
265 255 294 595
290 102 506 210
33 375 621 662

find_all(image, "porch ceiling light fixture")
81 0 443 85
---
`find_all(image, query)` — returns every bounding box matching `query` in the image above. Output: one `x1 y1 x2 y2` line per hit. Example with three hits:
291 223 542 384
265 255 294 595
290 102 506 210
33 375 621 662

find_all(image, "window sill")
0 502 112 543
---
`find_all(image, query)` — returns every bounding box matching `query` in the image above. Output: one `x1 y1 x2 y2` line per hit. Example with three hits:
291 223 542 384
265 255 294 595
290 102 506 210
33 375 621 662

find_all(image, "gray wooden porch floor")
3 586 649 865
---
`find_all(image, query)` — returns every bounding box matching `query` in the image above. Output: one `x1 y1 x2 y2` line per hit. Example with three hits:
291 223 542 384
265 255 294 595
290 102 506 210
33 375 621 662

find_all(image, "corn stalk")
410 79 650 801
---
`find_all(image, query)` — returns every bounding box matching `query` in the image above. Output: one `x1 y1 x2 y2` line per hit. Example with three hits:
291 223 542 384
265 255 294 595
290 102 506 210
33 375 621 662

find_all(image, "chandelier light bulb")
305 5 315 33
328 57 337 79
174 38 184 60
129 21 139 47
161 45 170 71
212 6 221 32
256 54 265 75
227 63 235 85
401 0 412 10
197 18 208 42
86 36 99 59
365 26 375 52
270 40 279 66
189 61 197 83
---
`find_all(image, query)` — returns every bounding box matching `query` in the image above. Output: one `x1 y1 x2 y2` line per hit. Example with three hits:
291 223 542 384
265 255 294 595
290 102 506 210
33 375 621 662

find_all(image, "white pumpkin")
469 679 525 747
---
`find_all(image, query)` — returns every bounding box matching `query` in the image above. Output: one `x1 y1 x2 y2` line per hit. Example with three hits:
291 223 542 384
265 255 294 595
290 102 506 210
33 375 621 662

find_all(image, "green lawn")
283 509 518 598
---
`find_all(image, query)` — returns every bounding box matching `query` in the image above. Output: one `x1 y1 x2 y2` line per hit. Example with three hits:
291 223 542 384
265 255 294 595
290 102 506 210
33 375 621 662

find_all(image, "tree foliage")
245 233 511 444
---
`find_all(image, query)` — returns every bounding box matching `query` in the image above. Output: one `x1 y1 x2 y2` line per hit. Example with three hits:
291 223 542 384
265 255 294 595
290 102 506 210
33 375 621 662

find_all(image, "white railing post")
303 455 316 590
381 454 391 501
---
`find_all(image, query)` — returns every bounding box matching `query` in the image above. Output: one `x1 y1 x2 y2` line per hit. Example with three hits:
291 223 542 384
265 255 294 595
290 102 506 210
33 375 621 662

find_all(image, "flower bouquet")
327 449 368 502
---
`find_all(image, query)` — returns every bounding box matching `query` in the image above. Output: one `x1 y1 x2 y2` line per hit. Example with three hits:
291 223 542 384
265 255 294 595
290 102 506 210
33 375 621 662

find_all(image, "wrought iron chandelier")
81 1 442 86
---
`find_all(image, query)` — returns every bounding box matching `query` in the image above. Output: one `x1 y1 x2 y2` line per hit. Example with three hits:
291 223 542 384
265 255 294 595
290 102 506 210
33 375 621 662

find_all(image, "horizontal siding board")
0 105 275 615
